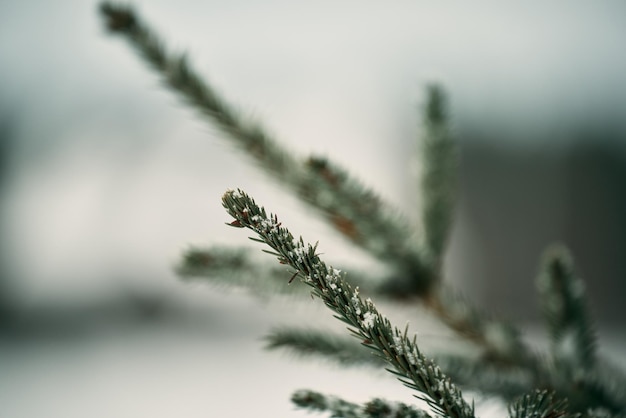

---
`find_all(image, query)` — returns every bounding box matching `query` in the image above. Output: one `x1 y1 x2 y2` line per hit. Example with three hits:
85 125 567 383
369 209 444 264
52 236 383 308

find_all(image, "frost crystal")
290 246 306 263
361 311 377 329
393 334 405 355
325 268 341 283
351 290 362 315
404 345 420 366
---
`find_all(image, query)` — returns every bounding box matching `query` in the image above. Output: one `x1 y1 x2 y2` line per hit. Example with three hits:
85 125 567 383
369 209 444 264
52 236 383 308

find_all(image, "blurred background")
1 1 625 417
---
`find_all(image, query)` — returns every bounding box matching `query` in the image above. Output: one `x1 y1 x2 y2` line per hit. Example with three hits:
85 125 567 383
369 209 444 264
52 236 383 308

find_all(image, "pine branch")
292 389 432 418
99 3 537 367
99 2 432 294
537 244 597 371
419 85 457 272
177 246 386 299
418 88 538 367
265 327 386 367
535 246 626 414
222 188 475 418
267 325 537 401
176 246 304 296
508 390 571 418
98 4 626 416
99 3 299 180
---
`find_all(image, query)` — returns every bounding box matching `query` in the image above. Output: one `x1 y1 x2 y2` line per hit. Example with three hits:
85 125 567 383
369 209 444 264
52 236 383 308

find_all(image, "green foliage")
99 2 626 417
419 85 457 271
537 244 597 370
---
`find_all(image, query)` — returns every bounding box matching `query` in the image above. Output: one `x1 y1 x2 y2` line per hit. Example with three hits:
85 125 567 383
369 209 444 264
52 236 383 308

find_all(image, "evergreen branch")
292 389 432 418
175 246 304 296
99 2 432 293
99 2 300 180
419 85 457 272
222 188 475 418
100 3 522 363
265 327 386 367
417 87 536 366
534 246 626 413
508 390 571 418
177 246 385 299
536 244 597 371
267 325 536 401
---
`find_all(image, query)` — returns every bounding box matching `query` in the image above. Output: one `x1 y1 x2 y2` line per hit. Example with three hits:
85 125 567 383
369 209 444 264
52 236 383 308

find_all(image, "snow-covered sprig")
222 189 475 418
292 389 432 418
536 244 597 371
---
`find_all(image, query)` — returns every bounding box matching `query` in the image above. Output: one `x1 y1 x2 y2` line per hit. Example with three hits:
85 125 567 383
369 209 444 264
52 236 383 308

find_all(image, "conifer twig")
267 327 536 401
222 188 475 418
537 244 597 371
177 246 384 298
535 246 626 412
176 246 304 296
99 2 535 365
100 2 299 179
292 389 432 418
265 327 386 367
419 85 457 272
99 3 626 415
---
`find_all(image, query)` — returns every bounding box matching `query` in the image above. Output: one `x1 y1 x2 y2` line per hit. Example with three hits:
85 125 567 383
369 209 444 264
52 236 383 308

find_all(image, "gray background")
1 1 625 417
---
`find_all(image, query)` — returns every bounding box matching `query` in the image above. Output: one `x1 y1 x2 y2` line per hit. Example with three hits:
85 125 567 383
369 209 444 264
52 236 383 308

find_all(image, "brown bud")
227 220 244 228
